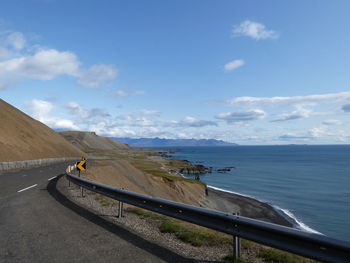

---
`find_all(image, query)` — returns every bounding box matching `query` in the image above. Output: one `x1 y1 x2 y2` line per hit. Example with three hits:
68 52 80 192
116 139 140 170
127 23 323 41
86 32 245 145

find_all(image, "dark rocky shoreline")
205 186 294 227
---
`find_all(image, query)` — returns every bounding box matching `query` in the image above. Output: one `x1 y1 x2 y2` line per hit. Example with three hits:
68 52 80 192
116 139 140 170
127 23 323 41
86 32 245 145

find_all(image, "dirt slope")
60 131 129 152
82 159 206 207
0 99 84 162
62 131 289 225
61 131 206 206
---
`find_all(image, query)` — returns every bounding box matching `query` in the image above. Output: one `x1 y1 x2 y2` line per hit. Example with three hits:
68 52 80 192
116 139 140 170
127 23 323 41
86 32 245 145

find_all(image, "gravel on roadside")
58 176 236 262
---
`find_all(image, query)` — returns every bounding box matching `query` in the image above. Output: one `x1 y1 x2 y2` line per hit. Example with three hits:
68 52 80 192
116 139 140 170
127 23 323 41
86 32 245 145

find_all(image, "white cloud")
6 32 26 50
137 109 161 116
66 102 89 118
224 59 244 72
279 133 312 141
134 90 145 95
112 90 127 97
25 99 80 130
216 109 266 124
130 117 155 127
96 126 137 137
224 91 350 107
25 99 53 120
272 107 313 122
177 132 191 139
179 116 217 127
322 119 342 125
309 127 327 138
232 20 279 40
24 100 221 139
66 102 110 123
278 126 343 142
0 30 118 89
53 119 80 130
0 46 11 59
111 89 145 98
78 64 117 88
118 113 156 127
164 117 217 128
0 49 80 81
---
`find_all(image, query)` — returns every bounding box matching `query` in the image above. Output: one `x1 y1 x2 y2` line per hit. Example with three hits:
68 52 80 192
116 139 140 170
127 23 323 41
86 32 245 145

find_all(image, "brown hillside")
83 159 206 207
60 131 129 152
63 131 290 226
0 99 84 162
61 131 206 206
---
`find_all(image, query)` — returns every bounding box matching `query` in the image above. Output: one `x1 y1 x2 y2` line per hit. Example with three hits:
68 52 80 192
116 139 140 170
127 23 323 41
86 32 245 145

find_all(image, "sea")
157 145 350 242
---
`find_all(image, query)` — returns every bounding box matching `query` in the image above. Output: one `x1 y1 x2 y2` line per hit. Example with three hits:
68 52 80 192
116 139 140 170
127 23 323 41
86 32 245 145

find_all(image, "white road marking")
48 176 57 181
17 184 37 193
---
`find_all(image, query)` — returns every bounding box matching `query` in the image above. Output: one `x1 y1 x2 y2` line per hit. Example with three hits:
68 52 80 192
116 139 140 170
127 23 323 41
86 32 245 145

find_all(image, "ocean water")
163 145 350 242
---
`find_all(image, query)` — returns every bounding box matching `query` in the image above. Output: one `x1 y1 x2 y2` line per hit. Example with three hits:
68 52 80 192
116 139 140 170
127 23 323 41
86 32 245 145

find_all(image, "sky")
1 0 350 145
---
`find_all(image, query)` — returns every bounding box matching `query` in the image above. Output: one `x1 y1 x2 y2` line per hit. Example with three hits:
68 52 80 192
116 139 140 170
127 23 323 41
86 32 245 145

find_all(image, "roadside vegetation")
258 248 318 263
126 207 318 263
127 206 231 247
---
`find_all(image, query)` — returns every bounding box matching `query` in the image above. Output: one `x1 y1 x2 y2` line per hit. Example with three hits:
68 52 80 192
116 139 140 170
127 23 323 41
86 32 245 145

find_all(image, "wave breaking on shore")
207 185 321 235
274 206 322 235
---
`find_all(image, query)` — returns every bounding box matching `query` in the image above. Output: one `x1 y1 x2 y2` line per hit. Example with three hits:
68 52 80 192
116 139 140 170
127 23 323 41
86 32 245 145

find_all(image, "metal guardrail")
65 169 350 263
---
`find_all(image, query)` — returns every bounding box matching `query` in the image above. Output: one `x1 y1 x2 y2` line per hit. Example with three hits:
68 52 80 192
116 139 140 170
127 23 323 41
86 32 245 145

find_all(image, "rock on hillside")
60 131 129 152
0 99 84 162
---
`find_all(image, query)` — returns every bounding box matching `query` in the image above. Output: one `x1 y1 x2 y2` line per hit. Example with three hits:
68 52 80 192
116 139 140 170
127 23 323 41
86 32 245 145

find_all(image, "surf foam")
274 206 322 235
208 185 322 235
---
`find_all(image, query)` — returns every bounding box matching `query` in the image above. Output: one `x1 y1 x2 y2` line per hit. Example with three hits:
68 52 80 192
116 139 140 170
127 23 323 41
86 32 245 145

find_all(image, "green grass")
258 248 318 263
130 155 207 187
159 219 183 233
159 219 230 247
128 206 166 220
128 207 230 247
94 194 114 207
145 169 170 177
147 170 206 186
176 227 225 247
241 239 254 249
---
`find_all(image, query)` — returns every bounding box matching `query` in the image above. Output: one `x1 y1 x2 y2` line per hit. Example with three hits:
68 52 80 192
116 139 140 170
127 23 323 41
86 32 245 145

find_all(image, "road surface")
0 162 194 262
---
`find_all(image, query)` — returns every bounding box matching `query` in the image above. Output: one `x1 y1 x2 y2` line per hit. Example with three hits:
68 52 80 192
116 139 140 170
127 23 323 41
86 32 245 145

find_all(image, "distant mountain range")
111 137 237 147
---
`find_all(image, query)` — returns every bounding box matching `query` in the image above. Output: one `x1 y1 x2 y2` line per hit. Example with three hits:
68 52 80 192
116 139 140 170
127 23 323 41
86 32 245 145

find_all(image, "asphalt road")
0 162 195 263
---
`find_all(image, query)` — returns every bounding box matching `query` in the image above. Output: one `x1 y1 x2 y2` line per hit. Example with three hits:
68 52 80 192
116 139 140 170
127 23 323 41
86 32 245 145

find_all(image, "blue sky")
1 0 350 144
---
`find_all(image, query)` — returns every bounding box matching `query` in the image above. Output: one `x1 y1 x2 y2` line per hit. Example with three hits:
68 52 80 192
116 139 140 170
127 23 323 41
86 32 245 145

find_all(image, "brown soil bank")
79 159 291 227
81 159 206 206
0 99 84 162
61 130 292 227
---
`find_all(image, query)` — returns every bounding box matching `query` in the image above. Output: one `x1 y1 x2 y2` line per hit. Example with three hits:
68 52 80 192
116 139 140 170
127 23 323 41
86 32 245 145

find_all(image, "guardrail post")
234 212 241 259
78 170 84 197
117 201 123 218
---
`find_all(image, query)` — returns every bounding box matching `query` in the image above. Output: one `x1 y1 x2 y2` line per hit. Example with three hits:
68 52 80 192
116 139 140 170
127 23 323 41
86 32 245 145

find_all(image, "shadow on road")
47 175 219 263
